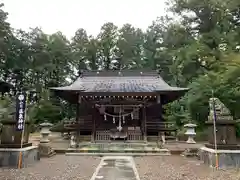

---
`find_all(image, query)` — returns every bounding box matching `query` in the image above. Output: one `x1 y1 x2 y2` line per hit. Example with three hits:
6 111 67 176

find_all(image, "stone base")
186 136 196 144
0 146 40 168
200 146 240 169
0 142 32 149
205 143 240 150
181 148 199 157
38 143 56 157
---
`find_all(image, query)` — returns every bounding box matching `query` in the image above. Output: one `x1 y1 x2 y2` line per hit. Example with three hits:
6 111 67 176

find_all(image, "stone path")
91 156 140 180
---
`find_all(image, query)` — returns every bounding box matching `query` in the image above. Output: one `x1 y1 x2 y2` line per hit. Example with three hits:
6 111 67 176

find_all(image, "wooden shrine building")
51 70 188 143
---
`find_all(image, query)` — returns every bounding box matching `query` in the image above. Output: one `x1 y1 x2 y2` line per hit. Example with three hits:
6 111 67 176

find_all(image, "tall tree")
97 22 118 70
71 28 89 76
116 24 144 69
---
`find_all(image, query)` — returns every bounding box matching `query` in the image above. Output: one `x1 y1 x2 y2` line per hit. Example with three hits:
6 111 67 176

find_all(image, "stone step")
63 147 170 155
79 135 91 141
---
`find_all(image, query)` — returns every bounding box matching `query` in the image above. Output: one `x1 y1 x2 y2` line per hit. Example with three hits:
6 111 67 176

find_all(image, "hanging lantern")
104 114 107 121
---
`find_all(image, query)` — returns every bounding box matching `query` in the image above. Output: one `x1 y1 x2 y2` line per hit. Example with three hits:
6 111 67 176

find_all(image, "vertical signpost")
212 90 219 169
16 92 27 169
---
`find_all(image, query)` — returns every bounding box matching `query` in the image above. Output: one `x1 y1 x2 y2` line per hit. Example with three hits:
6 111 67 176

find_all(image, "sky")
2 0 167 39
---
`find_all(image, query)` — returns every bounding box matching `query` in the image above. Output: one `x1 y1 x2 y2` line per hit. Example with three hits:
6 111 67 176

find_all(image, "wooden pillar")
91 106 96 143
157 95 165 144
76 94 81 148
143 105 147 142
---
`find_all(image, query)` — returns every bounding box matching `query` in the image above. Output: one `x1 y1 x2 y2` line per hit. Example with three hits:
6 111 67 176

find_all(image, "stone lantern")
39 121 56 158
184 123 197 144
39 121 53 143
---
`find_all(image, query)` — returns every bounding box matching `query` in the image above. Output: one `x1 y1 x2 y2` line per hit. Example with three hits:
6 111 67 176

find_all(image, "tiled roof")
51 70 188 93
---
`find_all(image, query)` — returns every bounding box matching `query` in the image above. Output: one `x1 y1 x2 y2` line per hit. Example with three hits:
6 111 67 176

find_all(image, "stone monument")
200 97 240 169
0 94 40 168
0 101 32 148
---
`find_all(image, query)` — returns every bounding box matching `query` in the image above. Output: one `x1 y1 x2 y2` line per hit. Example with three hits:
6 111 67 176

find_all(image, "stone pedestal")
199 146 240 169
0 119 32 148
184 123 197 144
38 143 56 157
206 98 238 150
205 120 239 150
0 146 40 168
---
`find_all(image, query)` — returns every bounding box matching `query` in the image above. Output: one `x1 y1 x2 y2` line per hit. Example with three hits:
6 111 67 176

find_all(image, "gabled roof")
51 70 188 93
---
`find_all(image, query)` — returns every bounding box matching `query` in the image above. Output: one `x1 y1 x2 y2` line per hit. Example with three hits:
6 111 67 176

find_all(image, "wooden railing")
96 130 111 141
64 117 93 131
146 121 177 132
146 121 178 143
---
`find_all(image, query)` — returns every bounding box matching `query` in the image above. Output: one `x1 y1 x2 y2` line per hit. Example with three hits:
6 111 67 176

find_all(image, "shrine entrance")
95 103 143 142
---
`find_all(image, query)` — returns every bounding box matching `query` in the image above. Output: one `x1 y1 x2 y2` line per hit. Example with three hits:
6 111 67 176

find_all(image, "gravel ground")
1 155 239 180
0 155 100 180
135 156 240 180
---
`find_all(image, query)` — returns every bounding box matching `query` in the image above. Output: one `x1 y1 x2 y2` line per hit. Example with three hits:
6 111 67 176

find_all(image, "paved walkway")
91 156 140 180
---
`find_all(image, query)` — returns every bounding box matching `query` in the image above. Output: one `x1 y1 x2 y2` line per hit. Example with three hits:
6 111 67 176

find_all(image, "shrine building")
50 70 188 143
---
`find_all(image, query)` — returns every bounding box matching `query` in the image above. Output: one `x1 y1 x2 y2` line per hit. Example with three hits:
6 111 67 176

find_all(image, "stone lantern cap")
40 121 53 128
184 123 197 128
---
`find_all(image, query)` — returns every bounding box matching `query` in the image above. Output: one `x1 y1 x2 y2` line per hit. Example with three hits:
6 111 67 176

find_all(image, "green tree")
97 22 118 70
115 24 144 69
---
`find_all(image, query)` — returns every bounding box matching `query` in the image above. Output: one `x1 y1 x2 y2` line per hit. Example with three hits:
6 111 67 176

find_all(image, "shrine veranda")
51 70 188 145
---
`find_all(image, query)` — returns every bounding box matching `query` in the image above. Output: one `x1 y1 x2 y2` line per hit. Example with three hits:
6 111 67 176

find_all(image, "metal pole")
18 91 28 169
76 94 81 148
212 90 219 169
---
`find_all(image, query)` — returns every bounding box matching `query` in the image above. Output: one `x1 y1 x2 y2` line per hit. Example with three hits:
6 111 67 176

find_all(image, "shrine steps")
64 148 170 156
54 142 171 156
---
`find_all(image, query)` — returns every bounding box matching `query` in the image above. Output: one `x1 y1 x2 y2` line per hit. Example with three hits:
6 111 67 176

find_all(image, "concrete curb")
53 148 188 155
65 152 171 156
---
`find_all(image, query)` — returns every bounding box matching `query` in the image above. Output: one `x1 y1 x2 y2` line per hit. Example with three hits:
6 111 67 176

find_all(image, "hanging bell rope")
113 117 115 124
117 107 122 131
